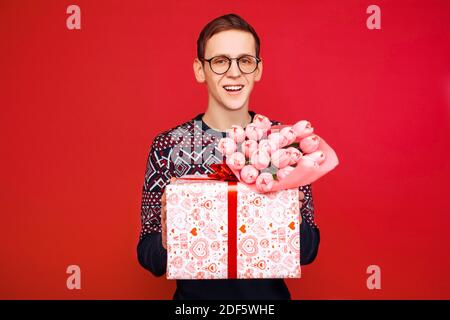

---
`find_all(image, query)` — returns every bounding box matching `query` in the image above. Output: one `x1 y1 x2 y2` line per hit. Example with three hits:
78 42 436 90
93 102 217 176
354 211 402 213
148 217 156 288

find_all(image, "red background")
1 0 449 299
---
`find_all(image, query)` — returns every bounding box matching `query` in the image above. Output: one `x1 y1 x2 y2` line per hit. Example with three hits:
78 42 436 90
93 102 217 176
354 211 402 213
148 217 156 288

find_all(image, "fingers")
161 191 167 219
299 191 305 201
161 176 175 210
161 189 166 205
161 190 167 206
161 178 175 251
161 183 171 251
298 191 305 208
161 195 167 250
162 225 167 250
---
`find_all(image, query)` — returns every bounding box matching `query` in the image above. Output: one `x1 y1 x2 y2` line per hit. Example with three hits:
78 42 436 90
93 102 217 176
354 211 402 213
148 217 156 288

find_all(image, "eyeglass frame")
201 55 262 75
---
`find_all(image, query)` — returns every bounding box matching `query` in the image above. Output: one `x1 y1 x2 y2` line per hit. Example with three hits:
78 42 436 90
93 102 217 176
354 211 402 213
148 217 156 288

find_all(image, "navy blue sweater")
137 111 320 300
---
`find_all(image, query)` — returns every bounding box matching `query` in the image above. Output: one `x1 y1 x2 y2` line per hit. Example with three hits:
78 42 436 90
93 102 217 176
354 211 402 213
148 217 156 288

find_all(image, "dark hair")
197 13 260 61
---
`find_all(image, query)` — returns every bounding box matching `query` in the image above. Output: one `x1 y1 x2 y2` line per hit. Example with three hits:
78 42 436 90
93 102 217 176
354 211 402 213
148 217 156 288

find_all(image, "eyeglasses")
202 55 261 75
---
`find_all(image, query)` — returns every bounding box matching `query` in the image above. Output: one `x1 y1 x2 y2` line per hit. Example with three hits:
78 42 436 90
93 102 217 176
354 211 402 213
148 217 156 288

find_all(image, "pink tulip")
286 147 303 165
304 150 325 165
299 134 320 154
271 149 291 169
252 114 272 132
268 132 288 148
258 139 278 155
245 123 264 141
276 165 295 181
293 120 314 139
226 152 246 170
250 150 271 170
228 125 246 144
240 165 259 184
256 172 275 193
241 140 259 159
217 137 237 156
280 127 296 146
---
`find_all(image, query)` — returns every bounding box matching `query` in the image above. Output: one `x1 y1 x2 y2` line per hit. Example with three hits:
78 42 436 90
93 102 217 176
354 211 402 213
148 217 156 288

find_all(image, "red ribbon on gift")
225 181 238 279
177 163 239 279
207 163 239 182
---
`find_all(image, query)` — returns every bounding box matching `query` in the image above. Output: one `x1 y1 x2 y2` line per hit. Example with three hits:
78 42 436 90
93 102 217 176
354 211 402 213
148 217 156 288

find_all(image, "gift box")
166 177 301 279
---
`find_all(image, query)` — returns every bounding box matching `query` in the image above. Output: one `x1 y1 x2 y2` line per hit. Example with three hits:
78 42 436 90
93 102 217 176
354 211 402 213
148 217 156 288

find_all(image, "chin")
222 102 247 111
220 96 249 111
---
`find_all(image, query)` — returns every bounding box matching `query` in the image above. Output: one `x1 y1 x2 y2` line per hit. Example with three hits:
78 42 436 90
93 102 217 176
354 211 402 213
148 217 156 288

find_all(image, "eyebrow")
210 53 254 58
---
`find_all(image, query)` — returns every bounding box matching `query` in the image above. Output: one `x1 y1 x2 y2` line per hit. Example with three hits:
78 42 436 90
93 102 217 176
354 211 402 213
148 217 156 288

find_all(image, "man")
137 13 320 300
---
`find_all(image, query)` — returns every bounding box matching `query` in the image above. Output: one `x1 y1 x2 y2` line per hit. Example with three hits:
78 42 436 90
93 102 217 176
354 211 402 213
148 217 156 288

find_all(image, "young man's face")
194 29 263 111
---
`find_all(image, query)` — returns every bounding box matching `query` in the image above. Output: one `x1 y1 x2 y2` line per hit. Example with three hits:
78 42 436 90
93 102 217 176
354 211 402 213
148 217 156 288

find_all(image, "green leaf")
285 142 300 149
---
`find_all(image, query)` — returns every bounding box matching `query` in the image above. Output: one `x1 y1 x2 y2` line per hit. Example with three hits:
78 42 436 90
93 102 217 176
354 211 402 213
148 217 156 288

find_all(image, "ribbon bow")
207 163 239 182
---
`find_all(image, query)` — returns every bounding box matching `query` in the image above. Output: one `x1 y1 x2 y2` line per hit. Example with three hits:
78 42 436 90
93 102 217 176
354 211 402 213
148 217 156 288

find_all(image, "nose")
226 59 242 77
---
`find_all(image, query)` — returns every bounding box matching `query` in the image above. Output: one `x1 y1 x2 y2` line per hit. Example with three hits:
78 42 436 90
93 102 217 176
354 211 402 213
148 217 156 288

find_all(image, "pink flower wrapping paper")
166 178 301 279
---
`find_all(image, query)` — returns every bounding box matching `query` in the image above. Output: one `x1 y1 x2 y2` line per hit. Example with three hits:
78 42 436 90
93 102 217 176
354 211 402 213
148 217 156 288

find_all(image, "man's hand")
161 177 176 250
161 190 167 250
299 190 304 225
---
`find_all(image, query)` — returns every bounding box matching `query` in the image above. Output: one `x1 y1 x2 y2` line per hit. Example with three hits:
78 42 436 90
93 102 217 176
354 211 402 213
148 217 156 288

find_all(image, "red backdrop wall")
1 0 449 299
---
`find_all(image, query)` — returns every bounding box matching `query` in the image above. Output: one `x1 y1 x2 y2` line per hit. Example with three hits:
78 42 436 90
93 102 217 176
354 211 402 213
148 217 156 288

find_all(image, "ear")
193 58 206 83
254 58 263 82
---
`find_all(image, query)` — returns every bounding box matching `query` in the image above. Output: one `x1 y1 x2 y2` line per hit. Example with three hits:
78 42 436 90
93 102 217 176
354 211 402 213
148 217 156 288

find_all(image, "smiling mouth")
223 85 244 92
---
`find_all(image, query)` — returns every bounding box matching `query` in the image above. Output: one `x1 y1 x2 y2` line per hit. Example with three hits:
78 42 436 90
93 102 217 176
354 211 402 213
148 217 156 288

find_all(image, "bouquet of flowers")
217 114 339 193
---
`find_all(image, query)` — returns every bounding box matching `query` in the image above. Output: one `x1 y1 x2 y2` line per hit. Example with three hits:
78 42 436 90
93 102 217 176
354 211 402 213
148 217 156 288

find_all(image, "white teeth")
224 85 243 91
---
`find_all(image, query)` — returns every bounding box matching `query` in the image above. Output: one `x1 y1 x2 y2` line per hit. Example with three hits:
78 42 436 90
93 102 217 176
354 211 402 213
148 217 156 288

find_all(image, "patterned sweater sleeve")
136 134 172 277
299 184 320 265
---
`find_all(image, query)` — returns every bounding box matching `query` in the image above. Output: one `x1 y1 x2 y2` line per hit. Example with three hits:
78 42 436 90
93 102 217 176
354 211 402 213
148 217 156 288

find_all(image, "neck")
202 103 252 132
